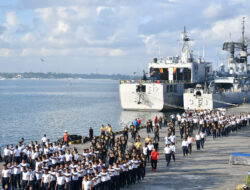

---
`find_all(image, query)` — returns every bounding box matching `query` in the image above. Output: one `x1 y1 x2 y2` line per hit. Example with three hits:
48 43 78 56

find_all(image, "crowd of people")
0 119 146 190
141 110 250 170
1 110 250 190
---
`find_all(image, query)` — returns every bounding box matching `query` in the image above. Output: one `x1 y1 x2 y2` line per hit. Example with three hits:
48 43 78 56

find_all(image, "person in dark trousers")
181 137 189 157
195 131 201 151
1 164 11 190
200 131 206 149
89 127 94 141
153 140 159 151
150 148 159 171
170 142 176 162
164 144 172 167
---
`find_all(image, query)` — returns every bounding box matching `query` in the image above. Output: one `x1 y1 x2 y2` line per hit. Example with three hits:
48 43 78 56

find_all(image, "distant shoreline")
0 72 140 80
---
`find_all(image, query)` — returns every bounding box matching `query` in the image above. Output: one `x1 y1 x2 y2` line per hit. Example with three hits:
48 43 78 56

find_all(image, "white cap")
65 130 68 133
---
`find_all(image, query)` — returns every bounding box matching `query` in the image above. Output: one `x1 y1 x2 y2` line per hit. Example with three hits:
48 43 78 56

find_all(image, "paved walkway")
130 106 250 190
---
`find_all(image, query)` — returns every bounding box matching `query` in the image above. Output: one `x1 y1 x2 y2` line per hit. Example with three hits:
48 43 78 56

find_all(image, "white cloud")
54 21 69 34
4 11 20 30
202 3 222 19
96 6 114 15
109 49 125 56
201 15 248 41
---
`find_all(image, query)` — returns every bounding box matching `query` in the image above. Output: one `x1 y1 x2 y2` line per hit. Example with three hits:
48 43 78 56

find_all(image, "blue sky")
0 0 249 74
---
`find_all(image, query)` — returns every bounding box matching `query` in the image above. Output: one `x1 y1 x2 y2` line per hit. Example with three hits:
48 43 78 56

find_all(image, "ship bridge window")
184 68 191 81
173 68 191 81
136 85 146 92
150 67 169 80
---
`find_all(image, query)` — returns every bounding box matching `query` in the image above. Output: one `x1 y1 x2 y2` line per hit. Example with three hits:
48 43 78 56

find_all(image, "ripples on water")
0 79 176 147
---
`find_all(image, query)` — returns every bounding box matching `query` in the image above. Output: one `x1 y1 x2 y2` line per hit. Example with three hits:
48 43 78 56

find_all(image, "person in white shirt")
1 164 11 189
41 134 47 146
164 134 171 145
181 137 189 157
13 145 22 164
9 144 14 164
113 163 121 189
147 141 154 162
65 150 73 164
13 161 21 189
21 167 30 190
200 131 206 149
170 142 176 162
100 167 110 189
169 133 176 145
82 174 93 190
195 131 201 151
42 168 50 190
72 167 79 189
56 171 66 190
163 144 172 167
3 145 11 164
49 167 57 190
28 167 36 189
35 167 43 189
64 168 72 190
142 144 148 161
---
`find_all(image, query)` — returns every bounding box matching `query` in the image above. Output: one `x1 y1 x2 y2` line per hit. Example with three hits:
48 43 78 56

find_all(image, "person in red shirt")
150 148 159 171
154 116 158 124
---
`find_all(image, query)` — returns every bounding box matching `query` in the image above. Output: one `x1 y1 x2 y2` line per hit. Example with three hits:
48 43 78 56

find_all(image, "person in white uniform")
163 144 172 167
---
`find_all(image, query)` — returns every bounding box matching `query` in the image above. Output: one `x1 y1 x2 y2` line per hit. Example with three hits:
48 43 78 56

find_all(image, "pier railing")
120 80 192 84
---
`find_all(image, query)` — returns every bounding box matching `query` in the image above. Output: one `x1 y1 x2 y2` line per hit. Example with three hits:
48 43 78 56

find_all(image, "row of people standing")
1 120 147 190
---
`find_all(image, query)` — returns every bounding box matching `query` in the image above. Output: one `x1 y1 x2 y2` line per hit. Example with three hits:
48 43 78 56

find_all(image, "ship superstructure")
184 18 250 110
120 28 212 111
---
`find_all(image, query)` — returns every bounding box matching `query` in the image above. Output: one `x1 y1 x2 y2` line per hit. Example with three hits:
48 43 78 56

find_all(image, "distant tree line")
0 72 141 80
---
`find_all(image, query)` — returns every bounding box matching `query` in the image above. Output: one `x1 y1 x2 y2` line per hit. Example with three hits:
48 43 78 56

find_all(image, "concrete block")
229 153 250 165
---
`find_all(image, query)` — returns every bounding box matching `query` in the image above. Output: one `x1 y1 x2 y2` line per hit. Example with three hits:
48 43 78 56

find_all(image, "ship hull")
184 90 250 110
119 81 184 111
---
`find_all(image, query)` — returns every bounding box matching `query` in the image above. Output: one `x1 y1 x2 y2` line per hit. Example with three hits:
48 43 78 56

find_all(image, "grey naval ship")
120 28 212 111
184 18 250 110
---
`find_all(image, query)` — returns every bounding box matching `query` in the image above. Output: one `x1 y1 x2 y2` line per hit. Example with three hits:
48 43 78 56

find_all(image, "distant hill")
0 72 141 80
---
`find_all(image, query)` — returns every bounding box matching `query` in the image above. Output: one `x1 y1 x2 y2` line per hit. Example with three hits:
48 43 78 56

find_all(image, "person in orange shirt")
150 148 159 171
64 130 69 146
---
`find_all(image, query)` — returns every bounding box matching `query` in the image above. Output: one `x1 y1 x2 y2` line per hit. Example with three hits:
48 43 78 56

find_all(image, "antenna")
229 32 232 41
202 46 205 58
242 16 245 46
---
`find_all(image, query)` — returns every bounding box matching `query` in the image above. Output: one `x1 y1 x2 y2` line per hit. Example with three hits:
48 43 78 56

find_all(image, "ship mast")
222 17 248 74
241 16 248 72
181 26 192 63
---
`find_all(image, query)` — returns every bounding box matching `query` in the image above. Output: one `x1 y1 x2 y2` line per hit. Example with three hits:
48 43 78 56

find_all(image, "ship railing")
120 80 191 84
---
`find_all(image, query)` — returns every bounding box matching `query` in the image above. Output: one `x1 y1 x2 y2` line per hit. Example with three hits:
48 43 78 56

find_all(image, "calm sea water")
0 79 167 147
